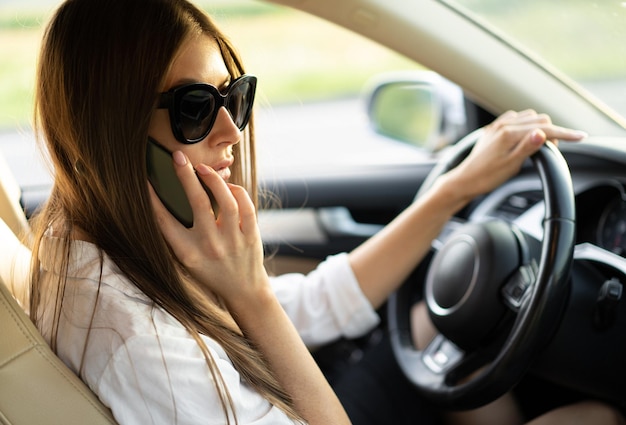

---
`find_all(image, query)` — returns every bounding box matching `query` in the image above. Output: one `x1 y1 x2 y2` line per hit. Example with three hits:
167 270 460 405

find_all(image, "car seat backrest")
0 217 31 310
0 146 32 309
0 150 30 240
0 217 117 425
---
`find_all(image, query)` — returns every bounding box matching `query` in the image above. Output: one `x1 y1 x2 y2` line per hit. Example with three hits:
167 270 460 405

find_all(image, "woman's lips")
213 158 233 180
216 166 231 181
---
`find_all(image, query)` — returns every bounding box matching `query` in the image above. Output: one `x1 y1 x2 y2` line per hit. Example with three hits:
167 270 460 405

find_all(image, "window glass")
442 0 626 120
0 0 430 177
202 1 429 172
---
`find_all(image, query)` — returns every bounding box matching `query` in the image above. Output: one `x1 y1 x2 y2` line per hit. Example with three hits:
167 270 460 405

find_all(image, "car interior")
2 0 626 423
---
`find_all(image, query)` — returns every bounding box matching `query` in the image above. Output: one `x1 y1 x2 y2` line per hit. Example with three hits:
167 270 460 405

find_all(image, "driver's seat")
0 216 117 424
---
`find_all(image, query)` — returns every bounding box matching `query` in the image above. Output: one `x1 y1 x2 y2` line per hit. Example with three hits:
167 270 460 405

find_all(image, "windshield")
441 0 626 120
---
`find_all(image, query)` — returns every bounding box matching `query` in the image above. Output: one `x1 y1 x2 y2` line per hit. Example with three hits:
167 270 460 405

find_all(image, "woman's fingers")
193 163 237 227
482 111 586 160
541 124 587 142
170 152 220 226
148 149 265 299
455 110 587 199
510 128 547 158
148 182 204 265
498 111 586 142
229 183 259 237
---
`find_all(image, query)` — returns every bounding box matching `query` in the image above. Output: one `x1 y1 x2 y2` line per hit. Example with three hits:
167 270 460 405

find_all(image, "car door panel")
260 162 434 272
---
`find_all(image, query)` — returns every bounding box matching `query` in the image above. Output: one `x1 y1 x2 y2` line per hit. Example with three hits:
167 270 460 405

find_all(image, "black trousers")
316 330 440 425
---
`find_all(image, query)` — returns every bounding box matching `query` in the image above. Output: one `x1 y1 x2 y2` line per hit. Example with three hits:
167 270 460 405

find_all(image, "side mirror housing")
366 71 467 152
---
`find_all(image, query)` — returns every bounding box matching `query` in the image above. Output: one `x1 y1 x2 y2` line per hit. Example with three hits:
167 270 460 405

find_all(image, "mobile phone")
146 137 218 228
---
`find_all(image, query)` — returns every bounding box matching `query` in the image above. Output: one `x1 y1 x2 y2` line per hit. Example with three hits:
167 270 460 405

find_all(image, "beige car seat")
0 143 117 424
0 218 117 425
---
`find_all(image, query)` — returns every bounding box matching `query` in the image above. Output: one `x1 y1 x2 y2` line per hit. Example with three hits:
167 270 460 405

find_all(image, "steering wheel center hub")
425 220 520 349
429 235 478 311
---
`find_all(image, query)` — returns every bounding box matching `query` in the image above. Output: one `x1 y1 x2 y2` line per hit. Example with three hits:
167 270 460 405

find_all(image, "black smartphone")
146 137 218 228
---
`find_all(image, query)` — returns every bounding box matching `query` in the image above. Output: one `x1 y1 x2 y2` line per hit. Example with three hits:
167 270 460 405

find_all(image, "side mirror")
366 71 467 152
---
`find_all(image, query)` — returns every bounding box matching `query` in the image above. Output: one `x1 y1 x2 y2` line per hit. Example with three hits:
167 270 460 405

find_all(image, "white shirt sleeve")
270 253 380 347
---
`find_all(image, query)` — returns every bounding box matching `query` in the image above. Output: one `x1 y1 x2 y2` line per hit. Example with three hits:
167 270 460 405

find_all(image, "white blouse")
37 236 379 425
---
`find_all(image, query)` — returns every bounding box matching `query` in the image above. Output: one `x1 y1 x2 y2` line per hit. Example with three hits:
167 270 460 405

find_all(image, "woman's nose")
207 106 241 147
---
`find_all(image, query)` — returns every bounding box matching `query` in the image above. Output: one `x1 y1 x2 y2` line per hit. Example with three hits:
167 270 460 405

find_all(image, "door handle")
318 207 383 238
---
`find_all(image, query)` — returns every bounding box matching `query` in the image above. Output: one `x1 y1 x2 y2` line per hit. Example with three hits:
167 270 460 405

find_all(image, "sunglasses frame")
157 74 257 144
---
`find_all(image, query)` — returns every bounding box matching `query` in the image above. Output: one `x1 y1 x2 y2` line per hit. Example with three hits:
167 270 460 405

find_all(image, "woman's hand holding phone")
148 149 271 307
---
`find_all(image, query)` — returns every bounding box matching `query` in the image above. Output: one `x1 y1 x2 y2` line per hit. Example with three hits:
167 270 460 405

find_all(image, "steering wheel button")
433 350 449 366
512 285 524 299
501 261 539 310
502 274 530 309
423 335 464 374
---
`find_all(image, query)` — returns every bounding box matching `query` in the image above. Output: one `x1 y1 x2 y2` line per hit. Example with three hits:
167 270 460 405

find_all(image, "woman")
30 0 616 424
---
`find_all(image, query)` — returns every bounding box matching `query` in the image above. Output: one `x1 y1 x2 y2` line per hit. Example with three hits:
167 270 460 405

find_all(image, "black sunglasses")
157 74 257 144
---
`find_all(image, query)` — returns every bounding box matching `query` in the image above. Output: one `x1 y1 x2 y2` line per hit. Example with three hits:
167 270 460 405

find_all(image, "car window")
442 0 626 121
0 4 44 130
205 1 436 173
0 0 436 191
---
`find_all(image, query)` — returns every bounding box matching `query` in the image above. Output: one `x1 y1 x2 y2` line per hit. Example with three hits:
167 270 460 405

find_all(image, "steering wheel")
388 130 576 410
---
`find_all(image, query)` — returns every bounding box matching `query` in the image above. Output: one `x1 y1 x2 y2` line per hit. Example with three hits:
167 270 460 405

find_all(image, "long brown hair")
30 0 299 422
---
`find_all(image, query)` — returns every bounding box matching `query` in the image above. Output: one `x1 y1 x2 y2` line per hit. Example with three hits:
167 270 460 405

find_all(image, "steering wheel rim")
388 130 576 409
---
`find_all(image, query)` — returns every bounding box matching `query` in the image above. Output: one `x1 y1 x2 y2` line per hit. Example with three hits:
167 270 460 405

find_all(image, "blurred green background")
0 0 419 130
1 0 624 130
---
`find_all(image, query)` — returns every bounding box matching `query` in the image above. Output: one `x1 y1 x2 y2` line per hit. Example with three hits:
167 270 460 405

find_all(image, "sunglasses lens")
227 79 255 130
168 76 256 143
179 90 217 141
